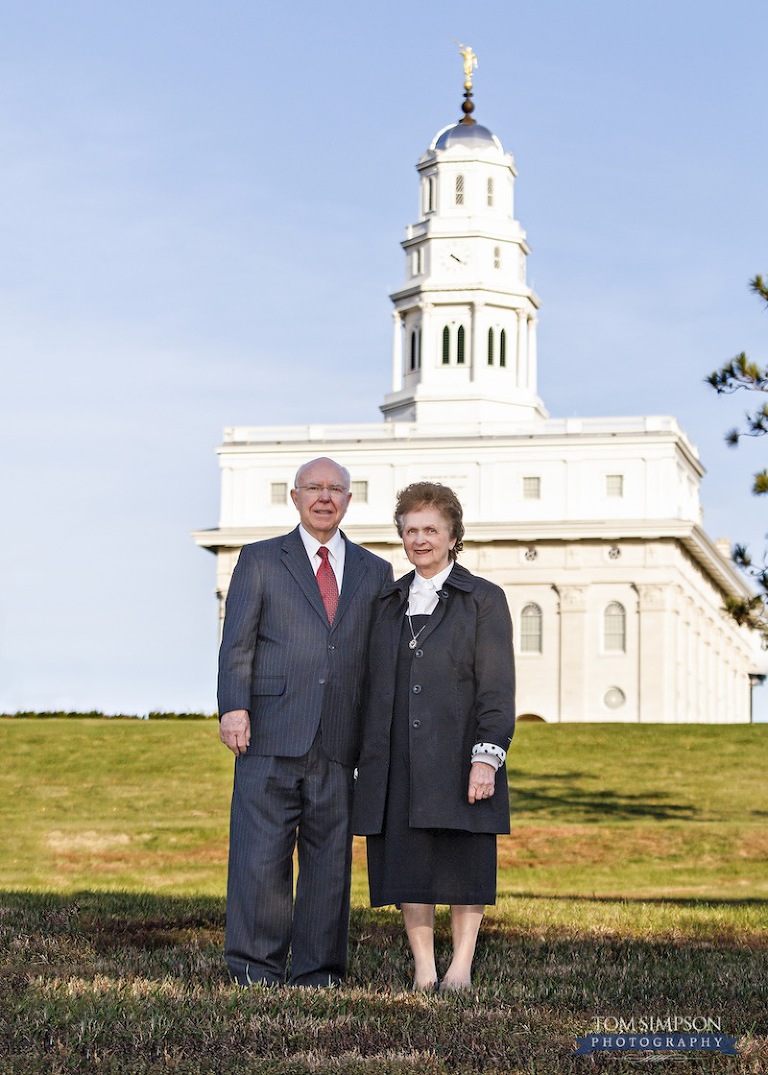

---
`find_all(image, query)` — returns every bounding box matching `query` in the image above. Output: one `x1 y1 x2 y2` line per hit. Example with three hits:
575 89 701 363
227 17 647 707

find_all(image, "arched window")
455 174 464 206
487 177 494 207
410 330 417 371
457 325 465 364
487 327 494 365
604 602 626 652
427 176 435 213
500 329 507 368
521 604 543 653
442 326 450 364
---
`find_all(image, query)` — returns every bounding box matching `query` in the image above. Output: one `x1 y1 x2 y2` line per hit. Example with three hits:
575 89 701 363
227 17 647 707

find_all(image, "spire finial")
456 42 478 125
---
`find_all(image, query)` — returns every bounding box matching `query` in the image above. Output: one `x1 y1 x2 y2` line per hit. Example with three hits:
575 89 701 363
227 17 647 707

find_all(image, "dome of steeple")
430 121 504 153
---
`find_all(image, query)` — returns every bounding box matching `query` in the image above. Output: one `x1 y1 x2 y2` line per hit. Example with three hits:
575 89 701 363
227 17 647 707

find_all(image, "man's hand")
467 760 496 804
219 709 251 756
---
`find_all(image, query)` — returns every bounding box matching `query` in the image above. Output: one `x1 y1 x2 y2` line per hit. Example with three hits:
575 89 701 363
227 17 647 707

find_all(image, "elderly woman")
352 482 515 991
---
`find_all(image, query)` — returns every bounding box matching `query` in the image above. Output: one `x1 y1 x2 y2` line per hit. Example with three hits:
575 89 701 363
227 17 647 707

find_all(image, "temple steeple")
381 48 547 426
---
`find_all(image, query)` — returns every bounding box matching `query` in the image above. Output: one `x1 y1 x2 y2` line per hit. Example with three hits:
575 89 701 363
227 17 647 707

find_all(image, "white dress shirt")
298 525 346 592
407 562 454 615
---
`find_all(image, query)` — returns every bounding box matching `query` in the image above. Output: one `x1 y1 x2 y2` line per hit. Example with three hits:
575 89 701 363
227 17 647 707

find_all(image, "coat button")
328 644 335 650
412 685 422 694
319 678 326 685
414 649 423 658
412 720 421 728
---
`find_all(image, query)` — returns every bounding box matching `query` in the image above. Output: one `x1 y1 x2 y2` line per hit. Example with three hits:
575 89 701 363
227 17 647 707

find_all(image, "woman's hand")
467 760 496 803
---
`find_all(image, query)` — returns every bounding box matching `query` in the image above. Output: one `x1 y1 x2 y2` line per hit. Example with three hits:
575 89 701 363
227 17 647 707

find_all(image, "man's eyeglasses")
296 484 349 497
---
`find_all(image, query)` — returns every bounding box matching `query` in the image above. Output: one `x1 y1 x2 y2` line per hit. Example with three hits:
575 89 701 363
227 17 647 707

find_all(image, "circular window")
604 687 626 709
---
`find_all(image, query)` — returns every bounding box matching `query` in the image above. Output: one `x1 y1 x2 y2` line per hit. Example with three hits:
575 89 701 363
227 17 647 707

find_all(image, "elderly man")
218 457 392 987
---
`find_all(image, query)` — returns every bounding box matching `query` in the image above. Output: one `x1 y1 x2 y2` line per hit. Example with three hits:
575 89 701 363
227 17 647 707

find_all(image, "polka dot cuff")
471 742 507 771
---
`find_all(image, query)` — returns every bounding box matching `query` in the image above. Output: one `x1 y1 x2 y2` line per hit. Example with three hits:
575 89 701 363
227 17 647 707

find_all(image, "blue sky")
1 0 766 717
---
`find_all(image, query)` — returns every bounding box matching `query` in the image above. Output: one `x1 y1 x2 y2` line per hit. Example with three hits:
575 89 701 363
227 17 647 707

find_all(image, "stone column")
636 584 672 721
391 310 403 391
527 314 538 390
470 302 482 382
516 307 528 387
215 548 241 643
216 589 226 642
420 301 432 375
559 585 588 721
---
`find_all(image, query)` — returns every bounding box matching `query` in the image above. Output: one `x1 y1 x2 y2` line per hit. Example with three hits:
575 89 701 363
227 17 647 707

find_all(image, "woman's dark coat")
352 562 516 836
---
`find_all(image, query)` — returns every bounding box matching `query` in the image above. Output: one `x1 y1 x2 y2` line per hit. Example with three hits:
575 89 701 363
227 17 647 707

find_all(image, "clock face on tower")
439 243 471 272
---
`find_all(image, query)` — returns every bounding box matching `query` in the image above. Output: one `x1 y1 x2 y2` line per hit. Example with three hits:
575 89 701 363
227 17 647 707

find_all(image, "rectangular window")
350 480 368 504
523 476 541 500
487 176 494 207
493 245 501 269
455 174 464 206
270 482 287 505
606 474 624 497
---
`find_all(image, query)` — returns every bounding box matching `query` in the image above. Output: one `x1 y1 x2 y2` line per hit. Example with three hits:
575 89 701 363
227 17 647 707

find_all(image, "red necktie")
316 546 339 625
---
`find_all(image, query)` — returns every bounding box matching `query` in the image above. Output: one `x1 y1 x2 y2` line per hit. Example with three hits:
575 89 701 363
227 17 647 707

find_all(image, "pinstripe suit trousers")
225 733 354 986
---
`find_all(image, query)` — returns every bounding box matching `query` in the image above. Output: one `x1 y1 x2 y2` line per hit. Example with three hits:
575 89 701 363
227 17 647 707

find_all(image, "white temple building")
194 72 766 723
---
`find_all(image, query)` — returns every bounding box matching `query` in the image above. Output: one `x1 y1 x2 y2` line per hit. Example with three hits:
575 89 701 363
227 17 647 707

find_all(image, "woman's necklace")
406 612 428 650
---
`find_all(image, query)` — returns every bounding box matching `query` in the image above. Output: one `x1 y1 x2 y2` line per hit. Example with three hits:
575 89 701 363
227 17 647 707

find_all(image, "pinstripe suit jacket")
218 527 393 767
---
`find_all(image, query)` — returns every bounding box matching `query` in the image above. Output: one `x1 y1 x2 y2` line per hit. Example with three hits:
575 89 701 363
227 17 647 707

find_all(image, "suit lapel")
381 580 409 665
332 536 365 631
280 528 329 626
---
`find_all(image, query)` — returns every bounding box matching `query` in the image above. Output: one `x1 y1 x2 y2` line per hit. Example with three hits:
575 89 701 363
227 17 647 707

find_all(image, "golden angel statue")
457 43 478 86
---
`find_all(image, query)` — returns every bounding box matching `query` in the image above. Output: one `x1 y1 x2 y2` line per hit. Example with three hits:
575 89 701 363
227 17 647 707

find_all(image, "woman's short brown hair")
394 482 465 561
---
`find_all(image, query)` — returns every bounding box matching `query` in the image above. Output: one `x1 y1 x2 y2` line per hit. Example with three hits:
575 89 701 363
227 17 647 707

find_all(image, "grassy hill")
2 718 765 899
1 719 766 1073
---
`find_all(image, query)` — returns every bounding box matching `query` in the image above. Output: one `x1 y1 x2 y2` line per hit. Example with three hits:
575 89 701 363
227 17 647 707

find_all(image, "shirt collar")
298 524 345 561
410 561 454 594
